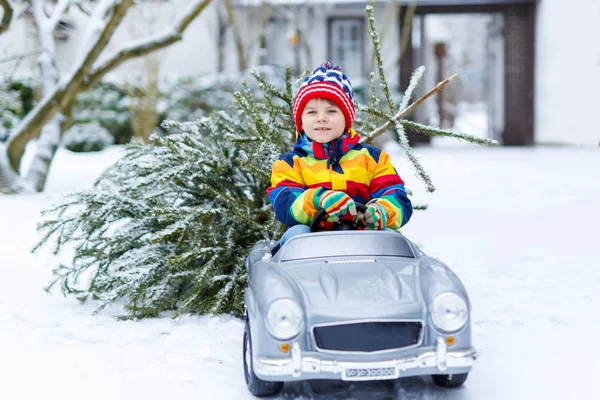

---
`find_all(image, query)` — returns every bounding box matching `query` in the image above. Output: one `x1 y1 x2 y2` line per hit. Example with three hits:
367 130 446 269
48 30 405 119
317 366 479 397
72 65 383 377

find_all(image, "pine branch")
285 68 293 100
394 119 435 192
367 72 380 108
402 120 499 147
250 70 292 105
365 73 458 143
365 5 396 115
399 65 425 111
356 104 388 120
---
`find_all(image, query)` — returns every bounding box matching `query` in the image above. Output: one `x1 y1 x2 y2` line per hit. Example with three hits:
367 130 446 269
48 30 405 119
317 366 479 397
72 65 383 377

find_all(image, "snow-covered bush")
159 66 286 130
72 70 282 145
160 74 239 124
74 82 132 144
0 83 25 142
0 77 40 142
63 122 115 152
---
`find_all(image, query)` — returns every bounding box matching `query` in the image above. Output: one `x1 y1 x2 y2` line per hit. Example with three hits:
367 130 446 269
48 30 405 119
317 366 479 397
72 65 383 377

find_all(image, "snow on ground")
1 141 599 400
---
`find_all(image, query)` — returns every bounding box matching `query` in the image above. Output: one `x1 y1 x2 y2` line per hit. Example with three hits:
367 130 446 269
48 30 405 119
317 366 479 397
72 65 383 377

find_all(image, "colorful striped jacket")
266 130 412 229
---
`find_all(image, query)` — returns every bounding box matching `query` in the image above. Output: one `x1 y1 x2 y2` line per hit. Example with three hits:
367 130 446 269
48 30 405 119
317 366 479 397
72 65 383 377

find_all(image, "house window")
329 18 363 83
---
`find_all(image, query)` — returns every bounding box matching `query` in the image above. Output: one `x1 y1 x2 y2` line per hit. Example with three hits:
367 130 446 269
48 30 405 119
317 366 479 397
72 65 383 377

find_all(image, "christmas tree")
34 6 497 319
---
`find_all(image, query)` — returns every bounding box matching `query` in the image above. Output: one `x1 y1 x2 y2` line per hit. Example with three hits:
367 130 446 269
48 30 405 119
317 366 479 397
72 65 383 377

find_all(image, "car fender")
418 256 470 305
249 261 305 318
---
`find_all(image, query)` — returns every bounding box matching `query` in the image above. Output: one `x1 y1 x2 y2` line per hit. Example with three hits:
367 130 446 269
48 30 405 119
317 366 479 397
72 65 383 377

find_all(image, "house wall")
535 0 600 146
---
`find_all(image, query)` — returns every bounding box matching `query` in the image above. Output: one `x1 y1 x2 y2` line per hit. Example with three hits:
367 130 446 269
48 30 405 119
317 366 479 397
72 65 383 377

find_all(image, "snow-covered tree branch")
0 0 213 194
83 0 212 91
0 0 13 35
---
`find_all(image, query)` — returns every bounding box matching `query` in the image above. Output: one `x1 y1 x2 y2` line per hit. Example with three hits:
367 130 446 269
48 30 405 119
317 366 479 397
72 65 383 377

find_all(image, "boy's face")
301 98 346 143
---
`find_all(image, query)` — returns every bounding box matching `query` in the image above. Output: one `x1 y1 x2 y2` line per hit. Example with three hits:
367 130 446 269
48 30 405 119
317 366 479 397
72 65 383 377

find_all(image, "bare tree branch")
83 0 212 91
48 0 72 32
224 0 246 72
73 1 91 17
0 0 13 35
0 47 49 64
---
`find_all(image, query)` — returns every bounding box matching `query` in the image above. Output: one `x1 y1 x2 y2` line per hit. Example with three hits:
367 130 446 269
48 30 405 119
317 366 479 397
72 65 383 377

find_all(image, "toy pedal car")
243 209 477 397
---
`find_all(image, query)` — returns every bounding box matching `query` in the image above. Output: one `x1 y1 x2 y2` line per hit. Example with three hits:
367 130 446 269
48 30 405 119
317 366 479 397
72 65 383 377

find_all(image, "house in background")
240 0 600 147
1 0 598 147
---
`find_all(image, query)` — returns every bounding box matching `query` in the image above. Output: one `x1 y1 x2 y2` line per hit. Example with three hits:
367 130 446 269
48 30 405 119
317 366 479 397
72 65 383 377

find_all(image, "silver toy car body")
243 230 477 397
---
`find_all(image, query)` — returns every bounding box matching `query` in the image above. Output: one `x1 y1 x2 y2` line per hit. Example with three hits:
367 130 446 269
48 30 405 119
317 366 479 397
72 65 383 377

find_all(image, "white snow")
1 141 599 399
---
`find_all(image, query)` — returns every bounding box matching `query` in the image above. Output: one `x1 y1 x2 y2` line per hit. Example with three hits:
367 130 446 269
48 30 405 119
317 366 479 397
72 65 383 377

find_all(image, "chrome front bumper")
254 338 477 382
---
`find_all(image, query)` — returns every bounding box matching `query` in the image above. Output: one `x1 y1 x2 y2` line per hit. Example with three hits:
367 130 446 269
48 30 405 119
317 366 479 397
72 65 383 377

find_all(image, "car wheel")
431 372 469 388
243 320 284 397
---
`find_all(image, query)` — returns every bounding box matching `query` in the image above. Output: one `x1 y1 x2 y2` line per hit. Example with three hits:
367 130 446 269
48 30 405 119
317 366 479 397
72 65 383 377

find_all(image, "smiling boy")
267 62 413 246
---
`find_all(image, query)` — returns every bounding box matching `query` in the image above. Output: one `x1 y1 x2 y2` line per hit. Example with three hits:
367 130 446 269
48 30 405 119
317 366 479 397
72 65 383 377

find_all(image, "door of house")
329 18 364 83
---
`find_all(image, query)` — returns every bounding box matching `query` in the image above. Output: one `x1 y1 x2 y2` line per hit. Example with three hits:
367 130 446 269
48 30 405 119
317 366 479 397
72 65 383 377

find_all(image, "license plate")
343 366 397 381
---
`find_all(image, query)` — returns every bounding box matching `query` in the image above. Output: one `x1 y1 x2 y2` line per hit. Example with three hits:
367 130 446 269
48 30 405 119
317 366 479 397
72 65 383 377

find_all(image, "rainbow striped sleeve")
368 150 413 229
266 154 319 226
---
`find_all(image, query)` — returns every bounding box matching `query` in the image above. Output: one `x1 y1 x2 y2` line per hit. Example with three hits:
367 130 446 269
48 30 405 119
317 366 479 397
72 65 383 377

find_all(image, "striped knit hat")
293 62 355 134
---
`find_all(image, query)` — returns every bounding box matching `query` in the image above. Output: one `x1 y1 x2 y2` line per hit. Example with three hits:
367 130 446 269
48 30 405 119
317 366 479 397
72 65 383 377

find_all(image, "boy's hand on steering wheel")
317 190 357 222
364 201 388 230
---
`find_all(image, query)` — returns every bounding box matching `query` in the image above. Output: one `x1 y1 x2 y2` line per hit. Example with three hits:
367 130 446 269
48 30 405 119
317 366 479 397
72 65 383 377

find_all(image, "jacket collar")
293 130 360 173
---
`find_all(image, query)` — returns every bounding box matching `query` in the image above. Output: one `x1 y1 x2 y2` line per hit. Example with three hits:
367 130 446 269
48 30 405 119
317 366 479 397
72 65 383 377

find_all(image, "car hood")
282 257 423 313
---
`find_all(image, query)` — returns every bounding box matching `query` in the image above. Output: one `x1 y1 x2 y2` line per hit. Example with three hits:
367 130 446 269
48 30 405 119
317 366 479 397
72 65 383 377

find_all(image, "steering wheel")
310 203 367 232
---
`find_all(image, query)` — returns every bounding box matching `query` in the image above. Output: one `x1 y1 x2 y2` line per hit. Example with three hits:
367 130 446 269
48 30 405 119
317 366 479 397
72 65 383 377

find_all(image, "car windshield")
279 231 415 262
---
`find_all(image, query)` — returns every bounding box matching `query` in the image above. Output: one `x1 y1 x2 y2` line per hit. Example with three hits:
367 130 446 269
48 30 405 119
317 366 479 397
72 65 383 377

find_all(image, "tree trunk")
26 99 75 193
0 145 28 193
60 100 75 134
5 90 65 174
25 118 62 192
25 101 75 192
21 0 63 193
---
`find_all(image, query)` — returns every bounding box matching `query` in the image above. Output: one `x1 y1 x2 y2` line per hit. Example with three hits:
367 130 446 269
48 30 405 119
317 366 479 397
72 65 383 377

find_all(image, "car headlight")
266 299 303 340
431 292 468 332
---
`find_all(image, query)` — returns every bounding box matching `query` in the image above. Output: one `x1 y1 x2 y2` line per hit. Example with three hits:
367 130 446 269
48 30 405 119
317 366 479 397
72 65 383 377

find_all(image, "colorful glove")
364 201 388 230
316 190 357 222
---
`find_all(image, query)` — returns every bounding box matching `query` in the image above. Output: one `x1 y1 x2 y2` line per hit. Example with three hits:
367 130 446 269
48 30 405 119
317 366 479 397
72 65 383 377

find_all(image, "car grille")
313 321 422 352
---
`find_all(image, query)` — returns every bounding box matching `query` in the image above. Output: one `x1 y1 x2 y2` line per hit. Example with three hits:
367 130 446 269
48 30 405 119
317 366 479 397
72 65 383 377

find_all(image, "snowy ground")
1 141 599 400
